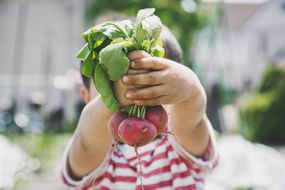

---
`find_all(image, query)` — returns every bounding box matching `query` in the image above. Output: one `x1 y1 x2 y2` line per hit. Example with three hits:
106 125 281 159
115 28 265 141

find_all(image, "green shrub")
259 65 285 93
240 66 285 145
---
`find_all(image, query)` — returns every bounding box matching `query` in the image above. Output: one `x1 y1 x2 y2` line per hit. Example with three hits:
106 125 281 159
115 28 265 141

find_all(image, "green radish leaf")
94 64 119 112
88 33 95 50
124 23 134 37
113 37 137 50
142 40 152 52
153 37 163 47
111 37 125 44
97 21 130 40
150 44 165 57
136 8 156 23
82 20 131 42
81 28 92 41
99 42 130 81
91 32 107 49
94 38 112 52
123 38 136 48
135 8 162 44
135 23 148 44
82 54 95 78
141 15 162 41
76 43 90 61
123 37 139 52
116 20 133 36
98 26 125 40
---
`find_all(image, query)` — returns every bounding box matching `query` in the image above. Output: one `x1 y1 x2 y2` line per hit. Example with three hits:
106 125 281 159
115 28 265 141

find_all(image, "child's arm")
123 50 210 157
67 80 134 180
67 96 114 180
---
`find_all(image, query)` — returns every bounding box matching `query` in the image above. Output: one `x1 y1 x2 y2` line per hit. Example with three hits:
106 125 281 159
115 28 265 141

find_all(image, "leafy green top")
76 8 165 112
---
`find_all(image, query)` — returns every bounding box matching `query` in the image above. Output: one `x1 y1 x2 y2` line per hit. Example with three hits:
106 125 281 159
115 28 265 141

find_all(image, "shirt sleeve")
60 137 111 188
168 119 219 173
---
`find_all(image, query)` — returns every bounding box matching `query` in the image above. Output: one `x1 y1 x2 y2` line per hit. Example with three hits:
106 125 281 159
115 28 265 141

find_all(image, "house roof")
203 0 271 30
223 3 265 29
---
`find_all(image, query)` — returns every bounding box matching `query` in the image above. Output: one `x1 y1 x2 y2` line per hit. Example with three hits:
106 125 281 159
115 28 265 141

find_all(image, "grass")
3 132 72 189
6 133 57 168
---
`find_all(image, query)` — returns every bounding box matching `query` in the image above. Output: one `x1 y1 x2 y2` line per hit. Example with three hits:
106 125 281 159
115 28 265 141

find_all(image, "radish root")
135 146 144 190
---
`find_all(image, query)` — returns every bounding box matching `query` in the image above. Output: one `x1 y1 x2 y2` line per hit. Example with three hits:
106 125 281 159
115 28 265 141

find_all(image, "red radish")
107 112 128 142
145 106 168 134
118 118 157 147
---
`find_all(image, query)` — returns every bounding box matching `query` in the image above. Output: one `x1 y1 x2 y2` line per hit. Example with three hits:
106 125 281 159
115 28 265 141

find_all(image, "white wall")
0 0 85 118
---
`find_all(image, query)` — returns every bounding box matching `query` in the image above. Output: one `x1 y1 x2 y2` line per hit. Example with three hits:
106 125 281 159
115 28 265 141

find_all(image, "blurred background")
0 0 285 189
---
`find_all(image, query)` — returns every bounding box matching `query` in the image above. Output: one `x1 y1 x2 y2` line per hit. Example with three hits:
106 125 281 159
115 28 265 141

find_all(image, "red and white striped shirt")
61 121 218 190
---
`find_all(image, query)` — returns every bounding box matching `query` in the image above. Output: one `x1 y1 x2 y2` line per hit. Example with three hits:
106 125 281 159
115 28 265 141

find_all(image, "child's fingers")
131 57 168 70
127 69 149 75
132 96 170 106
126 84 148 90
122 71 166 85
128 50 151 61
125 85 166 100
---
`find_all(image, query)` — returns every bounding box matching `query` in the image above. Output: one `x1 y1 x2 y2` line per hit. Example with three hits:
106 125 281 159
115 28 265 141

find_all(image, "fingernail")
131 61 135 68
122 76 129 83
125 92 131 98
133 100 140 104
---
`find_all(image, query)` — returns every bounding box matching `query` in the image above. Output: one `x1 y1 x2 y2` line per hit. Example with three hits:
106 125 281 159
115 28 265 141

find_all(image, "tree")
84 0 207 67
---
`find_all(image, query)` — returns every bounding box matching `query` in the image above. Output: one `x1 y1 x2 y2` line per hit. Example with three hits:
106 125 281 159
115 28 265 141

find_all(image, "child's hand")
113 79 130 106
122 50 204 106
113 68 150 106
123 51 209 158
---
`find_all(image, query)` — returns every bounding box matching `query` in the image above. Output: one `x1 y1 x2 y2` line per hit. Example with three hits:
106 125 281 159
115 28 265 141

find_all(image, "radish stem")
127 105 146 119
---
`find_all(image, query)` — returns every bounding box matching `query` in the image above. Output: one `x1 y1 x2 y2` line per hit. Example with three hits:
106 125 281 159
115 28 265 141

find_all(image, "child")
61 26 218 190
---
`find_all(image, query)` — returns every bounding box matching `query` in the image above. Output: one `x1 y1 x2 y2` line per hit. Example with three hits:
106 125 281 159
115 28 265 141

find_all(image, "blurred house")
195 0 285 132
195 0 285 92
0 0 86 118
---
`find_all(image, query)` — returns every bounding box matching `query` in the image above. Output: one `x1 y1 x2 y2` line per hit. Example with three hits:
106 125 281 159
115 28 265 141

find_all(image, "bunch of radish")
77 8 168 147
108 105 168 147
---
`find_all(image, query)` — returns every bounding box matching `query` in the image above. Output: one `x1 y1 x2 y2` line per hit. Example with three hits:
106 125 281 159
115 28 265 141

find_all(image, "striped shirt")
61 122 218 190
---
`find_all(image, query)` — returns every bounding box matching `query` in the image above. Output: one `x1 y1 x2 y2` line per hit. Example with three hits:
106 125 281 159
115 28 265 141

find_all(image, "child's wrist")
86 96 114 119
178 80 206 111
